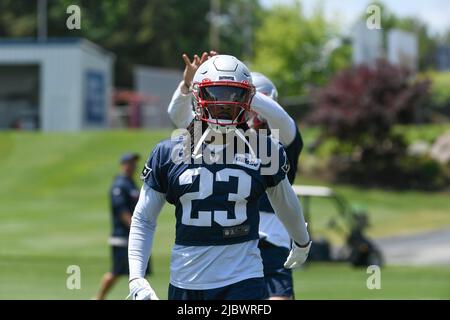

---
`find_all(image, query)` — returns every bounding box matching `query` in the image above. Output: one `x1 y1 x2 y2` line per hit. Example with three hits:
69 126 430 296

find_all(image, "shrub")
308 61 449 190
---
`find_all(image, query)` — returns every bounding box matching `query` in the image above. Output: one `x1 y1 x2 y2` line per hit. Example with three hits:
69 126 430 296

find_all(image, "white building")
0 38 114 131
387 29 418 72
351 20 384 66
133 65 183 128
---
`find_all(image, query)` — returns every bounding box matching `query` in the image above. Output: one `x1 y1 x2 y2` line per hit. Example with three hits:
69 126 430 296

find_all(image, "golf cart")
292 185 384 267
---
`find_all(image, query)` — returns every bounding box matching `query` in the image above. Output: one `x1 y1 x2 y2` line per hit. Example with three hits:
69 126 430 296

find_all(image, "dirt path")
374 228 450 266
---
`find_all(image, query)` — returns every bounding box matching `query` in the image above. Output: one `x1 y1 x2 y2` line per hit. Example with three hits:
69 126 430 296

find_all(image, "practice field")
1 254 450 299
0 130 449 299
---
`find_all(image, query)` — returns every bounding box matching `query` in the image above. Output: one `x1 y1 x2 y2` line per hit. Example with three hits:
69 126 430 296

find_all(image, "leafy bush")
309 60 430 139
422 71 450 117
308 61 448 190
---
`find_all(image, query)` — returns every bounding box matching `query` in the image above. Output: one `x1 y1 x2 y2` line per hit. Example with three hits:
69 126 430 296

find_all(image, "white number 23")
178 168 251 227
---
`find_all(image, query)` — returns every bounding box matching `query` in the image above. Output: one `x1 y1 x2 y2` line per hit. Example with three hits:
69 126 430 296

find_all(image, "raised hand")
182 51 218 88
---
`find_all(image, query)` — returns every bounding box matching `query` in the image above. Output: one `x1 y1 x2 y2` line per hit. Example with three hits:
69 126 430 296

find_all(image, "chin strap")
192 124 257 160
192 126 211 159
234 128 257 159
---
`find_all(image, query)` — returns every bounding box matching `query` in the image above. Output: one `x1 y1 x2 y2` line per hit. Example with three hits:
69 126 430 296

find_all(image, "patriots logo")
281 161 290 174
281 150 290 174
140 164 152 180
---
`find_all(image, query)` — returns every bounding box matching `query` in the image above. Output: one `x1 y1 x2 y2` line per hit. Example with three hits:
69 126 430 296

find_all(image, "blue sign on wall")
85 70 105 125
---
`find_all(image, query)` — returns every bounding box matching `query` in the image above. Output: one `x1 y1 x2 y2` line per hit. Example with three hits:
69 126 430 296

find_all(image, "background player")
248 72 303 299
94 152 149 300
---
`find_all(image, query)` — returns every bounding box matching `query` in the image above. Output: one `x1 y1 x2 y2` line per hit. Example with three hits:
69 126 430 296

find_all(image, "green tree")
0 0 263 87
216 0 262 60
0 0 37 37
251 1 351 98
46 0 212 86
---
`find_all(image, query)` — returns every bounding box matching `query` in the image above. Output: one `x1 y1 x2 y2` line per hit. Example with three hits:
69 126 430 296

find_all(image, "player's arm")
120 212 132 227
167 81 194 129
128 183 165 300
266 177 310 246
264 142 310 268
167 52 217 129
251 91 297 146
266 177 311 268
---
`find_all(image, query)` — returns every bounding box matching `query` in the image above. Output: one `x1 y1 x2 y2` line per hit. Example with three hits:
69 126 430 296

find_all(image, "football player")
168 54 304 299
94 152 148 300
128 55 310 300
246 72 304 300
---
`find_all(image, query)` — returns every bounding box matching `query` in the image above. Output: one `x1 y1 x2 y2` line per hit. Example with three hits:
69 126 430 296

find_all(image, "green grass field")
0 130 449 299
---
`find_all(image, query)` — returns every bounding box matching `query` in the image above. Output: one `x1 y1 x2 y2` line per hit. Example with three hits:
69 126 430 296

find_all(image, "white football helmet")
251 72 278 101
192 55 255 134
248 72 279 130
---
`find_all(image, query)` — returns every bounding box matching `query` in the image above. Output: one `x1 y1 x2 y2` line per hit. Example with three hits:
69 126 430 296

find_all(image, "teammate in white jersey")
167 53 304 299
128 55 311 300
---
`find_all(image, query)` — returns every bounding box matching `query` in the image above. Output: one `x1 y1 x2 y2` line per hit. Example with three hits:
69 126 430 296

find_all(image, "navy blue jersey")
284 128 303 184
141 134 289 246
110 175 140 237
258 128 303 213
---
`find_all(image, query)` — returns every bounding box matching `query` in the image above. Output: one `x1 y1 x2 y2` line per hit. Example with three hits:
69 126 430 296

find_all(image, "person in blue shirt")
94 152 149 299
